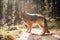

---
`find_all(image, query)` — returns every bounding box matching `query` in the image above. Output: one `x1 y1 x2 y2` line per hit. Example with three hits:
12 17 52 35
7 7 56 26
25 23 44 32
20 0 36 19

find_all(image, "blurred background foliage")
0 0 60 30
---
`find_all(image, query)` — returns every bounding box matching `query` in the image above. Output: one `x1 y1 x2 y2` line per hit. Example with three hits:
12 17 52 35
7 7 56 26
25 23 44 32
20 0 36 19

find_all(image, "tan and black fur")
19 11 50 35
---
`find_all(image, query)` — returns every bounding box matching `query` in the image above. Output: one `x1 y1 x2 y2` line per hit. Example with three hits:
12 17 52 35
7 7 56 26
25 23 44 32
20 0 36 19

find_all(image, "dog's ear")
24 11 28 14
22 11 26 14
20 10 28 14
20 11 24 13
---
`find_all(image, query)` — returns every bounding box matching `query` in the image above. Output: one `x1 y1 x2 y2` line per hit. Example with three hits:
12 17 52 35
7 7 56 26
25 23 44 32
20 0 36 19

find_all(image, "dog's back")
19 12 44 22
26 13 44 21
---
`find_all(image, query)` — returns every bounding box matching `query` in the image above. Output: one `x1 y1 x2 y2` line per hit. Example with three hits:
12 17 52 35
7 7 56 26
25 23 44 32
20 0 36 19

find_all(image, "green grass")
50 29 60 35
0 25 24 40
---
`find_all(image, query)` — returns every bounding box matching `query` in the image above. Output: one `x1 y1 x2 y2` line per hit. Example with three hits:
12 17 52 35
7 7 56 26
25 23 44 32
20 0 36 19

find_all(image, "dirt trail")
16 28 60 40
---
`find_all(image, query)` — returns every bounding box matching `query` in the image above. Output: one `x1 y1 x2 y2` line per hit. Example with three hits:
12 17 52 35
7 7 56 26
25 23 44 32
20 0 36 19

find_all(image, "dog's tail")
44 18 50 33
44 18 48 28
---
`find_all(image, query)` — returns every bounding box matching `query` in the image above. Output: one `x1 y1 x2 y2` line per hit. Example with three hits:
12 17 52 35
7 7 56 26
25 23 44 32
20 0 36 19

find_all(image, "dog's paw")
40 33 45 36
46 31 50 33
26 31 31 33
40 32 45 36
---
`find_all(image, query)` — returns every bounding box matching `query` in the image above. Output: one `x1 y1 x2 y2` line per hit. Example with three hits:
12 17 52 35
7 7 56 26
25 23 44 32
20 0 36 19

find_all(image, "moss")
9 27 18 31
0 33 16 40
47 18 60 29
4 34 16 40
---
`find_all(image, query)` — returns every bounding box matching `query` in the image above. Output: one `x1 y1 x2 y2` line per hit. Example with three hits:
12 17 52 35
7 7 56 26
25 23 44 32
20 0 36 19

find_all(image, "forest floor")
0 25 60 40
16 28 60 40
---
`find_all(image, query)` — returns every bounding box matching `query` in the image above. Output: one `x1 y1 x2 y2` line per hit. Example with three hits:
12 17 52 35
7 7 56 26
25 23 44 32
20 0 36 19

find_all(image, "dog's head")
19 11 27 19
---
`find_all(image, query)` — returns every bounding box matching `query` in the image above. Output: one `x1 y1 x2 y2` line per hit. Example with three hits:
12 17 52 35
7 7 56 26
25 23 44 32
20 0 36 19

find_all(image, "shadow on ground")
28 33 60 40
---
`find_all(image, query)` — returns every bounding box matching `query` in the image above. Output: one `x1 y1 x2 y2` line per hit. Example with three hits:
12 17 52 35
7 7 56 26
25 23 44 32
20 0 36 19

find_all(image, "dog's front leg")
26 23 32 33
26 25 30 32
29 24 32 33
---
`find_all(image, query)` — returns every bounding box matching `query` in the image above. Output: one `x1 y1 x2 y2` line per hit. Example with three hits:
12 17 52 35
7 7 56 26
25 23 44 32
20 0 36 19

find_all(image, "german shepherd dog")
19 11 50 35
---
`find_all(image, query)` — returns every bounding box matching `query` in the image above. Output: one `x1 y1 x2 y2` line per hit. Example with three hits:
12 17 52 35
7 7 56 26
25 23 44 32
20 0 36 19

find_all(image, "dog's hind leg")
38 20 46 35
44 18 50 33
45 27 50 33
